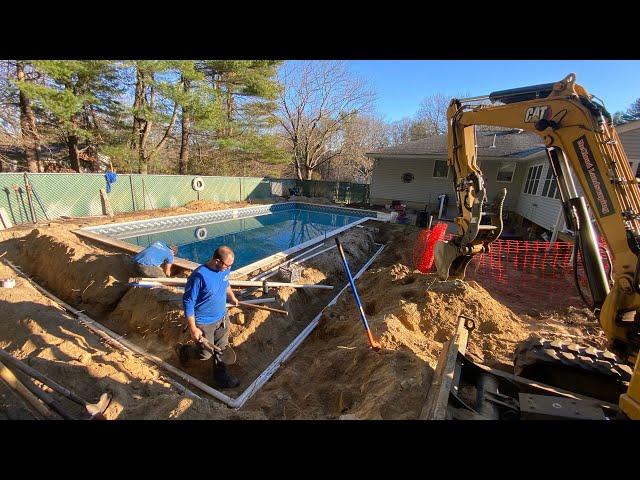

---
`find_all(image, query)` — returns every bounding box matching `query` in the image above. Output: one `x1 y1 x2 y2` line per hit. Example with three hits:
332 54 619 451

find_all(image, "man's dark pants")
182 315 230 363
137 263 166 278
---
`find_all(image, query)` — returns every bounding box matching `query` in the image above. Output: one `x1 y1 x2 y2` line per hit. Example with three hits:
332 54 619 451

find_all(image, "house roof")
617 119 640 134
367 129 546 160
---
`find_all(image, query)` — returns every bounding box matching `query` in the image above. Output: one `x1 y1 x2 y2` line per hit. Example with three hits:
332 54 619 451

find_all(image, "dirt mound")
180 200 248 212
248 261 528 419
15 227 138 317
288 195 334 205
0 260 264 420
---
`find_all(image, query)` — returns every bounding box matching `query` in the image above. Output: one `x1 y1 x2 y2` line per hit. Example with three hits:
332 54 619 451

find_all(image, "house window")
433 159 449 178
541 167 561 199
524 164 543 195
496 162 516 183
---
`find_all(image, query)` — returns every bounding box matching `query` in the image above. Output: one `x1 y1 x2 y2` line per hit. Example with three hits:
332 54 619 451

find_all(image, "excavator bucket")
434 241 473 281
434 188 506 281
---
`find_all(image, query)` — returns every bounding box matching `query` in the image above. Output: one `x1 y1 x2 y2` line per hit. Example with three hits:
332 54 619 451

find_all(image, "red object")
413 222 448 273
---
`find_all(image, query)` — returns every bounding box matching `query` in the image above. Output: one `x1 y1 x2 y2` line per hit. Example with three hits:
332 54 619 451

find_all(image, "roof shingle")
367 129 546 159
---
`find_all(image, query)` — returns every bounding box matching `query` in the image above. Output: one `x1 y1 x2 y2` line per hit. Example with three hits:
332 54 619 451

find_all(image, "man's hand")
227 285 239 307
189 325 203 342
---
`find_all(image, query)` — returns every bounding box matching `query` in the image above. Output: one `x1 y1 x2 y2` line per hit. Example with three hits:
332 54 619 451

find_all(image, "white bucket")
1 278 16 288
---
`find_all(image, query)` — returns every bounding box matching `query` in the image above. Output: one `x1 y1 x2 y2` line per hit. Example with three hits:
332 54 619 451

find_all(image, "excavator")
424 73 640 420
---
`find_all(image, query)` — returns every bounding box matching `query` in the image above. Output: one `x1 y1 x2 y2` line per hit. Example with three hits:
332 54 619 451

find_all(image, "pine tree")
16 60 123 172
196 60 287 175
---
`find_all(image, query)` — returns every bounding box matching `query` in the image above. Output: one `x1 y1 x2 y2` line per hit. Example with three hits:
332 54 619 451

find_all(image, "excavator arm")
433 74 640 418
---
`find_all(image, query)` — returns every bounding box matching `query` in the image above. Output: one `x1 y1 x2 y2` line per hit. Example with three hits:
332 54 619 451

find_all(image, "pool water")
121 208 365 269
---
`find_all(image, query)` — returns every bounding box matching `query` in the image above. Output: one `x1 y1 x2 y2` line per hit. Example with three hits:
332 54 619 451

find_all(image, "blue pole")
334 237 380 350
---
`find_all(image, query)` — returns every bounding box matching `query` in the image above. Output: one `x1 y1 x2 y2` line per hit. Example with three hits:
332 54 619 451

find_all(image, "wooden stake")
100 188 114 217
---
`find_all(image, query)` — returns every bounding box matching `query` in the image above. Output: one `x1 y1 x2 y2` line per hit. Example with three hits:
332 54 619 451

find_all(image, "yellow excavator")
425 73 640 420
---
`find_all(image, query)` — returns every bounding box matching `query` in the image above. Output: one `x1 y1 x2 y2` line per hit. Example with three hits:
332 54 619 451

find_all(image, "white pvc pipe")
251 243 325 281
255 244 338 281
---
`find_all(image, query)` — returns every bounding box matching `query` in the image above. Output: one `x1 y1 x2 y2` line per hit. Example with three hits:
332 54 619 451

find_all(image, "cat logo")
524 106 551 123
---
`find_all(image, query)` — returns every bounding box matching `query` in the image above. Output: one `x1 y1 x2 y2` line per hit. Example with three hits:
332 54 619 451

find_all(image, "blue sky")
346 60 640 122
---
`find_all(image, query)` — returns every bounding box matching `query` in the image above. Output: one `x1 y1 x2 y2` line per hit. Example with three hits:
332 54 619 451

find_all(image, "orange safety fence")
413 227 611 310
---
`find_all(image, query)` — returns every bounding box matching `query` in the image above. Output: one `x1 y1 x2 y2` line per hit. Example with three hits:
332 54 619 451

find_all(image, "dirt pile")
0 260 263 419
288 195 334 205
248 260 528 419
15 227 138 317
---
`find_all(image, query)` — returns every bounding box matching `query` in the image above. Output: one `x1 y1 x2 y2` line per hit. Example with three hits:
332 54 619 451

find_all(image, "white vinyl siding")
480 161 528 211
370 156 456 208
620 127 640 162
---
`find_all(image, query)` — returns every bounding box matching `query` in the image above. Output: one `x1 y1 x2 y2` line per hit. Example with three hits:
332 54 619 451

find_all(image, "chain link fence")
0 173 369 225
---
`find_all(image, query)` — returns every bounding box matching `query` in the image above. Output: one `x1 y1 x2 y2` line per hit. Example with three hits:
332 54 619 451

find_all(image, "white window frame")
496 162 516 183
541 166 561 199
523 164 544 195
432 159 450 179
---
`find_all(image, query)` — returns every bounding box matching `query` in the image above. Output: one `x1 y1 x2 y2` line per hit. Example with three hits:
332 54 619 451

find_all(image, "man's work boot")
213 360 240 389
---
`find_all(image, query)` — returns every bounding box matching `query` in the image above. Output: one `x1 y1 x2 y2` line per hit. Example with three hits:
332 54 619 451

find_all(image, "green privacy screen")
0 173 368 224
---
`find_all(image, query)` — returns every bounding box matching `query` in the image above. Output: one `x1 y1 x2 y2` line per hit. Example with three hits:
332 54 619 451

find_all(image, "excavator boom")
432 73 640 419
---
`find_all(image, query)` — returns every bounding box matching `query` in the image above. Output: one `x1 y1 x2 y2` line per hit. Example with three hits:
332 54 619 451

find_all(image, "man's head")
211 246 235 271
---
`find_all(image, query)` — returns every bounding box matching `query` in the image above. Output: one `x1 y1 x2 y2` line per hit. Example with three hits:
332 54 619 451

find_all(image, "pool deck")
75 202 391 279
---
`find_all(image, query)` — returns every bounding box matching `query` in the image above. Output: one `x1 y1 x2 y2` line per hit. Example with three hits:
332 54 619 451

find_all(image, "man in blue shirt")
132 242 178 277
176 245 241 389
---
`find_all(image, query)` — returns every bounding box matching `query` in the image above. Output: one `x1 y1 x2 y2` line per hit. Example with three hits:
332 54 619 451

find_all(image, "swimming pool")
83 202 384 271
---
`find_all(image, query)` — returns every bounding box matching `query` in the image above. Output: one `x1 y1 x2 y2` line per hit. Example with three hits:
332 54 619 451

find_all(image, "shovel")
0 348 112 420
198 337 237 365
180 324 237 365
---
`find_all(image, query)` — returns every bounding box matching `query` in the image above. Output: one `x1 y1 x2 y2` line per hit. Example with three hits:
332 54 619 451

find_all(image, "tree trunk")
16 62 40 173
179 77 190 174
131 66 146 150
67 135 81 172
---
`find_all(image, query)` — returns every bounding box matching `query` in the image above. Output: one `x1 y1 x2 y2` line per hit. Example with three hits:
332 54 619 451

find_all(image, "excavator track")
514 338 633 403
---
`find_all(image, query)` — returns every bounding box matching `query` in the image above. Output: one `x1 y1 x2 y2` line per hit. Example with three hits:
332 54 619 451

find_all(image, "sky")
346 60 640 122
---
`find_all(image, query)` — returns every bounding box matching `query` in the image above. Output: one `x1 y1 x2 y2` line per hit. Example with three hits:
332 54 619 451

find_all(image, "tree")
196 60 287 175
614 98 640 125
319 114 389 182
15 62 41 172
415 93 449 135
17 60 123 172
129 60 180 174
277 61 376 180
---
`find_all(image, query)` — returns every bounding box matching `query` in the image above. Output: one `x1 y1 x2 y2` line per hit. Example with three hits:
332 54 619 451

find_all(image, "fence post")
239 177 243 202
129 175 136 212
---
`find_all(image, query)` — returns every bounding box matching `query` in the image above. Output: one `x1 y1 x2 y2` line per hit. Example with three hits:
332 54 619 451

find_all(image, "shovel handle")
233 301 289 315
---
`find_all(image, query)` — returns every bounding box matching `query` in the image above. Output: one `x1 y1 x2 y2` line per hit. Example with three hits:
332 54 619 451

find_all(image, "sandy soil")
0 202 607 420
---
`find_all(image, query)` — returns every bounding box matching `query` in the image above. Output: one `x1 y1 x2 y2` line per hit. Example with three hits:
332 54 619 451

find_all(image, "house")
366 120 640 239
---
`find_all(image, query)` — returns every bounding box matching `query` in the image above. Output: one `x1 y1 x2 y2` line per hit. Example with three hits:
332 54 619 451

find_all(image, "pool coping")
75 201 390 278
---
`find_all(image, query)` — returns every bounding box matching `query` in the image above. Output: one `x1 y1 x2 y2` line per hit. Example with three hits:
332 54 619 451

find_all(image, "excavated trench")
0 221 380 399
